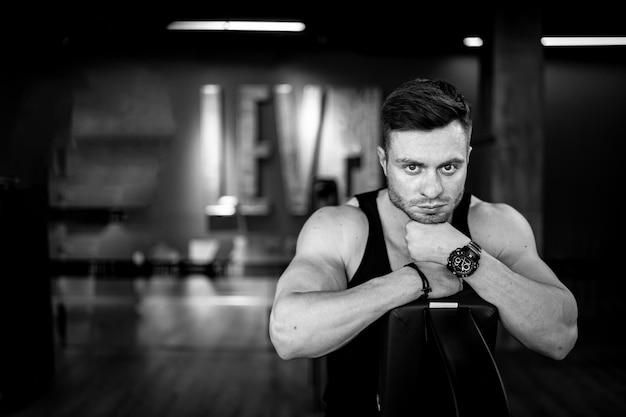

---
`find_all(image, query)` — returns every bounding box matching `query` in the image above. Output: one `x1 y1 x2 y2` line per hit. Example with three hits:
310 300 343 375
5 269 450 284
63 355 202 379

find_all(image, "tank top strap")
351 189 391 288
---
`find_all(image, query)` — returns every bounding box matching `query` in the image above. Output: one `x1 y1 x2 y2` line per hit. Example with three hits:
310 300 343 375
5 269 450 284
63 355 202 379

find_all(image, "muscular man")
269 78 578 416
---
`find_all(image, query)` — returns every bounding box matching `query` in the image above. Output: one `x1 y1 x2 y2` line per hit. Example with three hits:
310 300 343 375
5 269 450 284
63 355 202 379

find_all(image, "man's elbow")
269 311 305 360
545 323 579 360
269 328 298 360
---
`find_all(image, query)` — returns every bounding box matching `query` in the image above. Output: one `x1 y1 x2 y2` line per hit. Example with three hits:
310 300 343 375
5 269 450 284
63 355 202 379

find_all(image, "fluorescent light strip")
463 37 483 47
167 20 306 32
464 36 626 48
540 37 626 46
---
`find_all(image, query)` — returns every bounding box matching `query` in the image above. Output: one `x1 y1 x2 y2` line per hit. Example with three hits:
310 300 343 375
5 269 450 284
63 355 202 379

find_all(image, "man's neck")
377 189 410 232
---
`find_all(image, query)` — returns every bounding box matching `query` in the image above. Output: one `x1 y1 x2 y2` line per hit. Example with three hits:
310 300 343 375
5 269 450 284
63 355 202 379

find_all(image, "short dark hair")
381 78 472 153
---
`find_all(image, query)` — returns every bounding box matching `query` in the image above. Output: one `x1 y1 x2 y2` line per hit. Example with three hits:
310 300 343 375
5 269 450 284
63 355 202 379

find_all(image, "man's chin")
410 213 449 224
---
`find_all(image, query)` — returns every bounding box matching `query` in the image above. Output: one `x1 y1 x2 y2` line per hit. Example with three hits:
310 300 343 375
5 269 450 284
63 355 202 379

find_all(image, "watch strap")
467 240 482 257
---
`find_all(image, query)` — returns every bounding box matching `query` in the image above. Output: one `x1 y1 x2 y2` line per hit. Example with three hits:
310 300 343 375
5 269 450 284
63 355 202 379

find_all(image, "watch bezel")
447 242 481 278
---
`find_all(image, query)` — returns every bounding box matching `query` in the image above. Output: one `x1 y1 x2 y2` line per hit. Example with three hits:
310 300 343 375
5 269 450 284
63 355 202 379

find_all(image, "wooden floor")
7 273 626 417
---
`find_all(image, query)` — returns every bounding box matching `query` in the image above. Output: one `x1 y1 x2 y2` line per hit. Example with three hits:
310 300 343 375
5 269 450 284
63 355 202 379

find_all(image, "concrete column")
489 6 545 253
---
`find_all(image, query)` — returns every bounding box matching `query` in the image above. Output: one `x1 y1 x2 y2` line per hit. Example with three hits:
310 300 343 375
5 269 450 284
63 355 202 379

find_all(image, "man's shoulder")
297 204 369 262
468 195 531 238
467 195 539 262
309 202 367 230
469 195 520 220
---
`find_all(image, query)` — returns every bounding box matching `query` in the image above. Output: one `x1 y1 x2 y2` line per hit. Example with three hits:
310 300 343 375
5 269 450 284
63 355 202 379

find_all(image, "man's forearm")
269 271 420 359
465 253 578 359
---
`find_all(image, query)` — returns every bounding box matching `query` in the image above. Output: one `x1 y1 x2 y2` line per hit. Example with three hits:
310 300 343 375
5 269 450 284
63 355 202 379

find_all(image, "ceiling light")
463 37 483 47
464 36 626 48
167 20 306 32
540 37 626 46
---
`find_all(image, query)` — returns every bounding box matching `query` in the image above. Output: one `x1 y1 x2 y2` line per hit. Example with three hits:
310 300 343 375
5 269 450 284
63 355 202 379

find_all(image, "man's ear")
377 146 388 176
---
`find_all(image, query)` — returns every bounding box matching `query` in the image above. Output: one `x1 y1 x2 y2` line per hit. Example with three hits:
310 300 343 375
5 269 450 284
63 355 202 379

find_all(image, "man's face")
378 121 470 224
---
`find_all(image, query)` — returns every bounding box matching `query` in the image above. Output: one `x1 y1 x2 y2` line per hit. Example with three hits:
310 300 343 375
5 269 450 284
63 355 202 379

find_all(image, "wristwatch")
447 240 482 278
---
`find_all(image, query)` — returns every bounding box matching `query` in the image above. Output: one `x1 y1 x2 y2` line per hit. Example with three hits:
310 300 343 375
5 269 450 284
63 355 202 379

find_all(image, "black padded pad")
378 289 510 416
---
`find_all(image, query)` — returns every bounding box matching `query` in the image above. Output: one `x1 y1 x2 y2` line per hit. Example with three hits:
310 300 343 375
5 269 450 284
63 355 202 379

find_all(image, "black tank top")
322 189 473 416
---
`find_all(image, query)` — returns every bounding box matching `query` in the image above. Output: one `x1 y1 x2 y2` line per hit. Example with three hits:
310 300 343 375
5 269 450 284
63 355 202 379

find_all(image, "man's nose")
418 171 443 199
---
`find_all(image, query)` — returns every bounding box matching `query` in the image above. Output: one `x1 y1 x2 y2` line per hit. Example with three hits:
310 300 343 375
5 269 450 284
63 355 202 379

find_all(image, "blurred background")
0 3 624 416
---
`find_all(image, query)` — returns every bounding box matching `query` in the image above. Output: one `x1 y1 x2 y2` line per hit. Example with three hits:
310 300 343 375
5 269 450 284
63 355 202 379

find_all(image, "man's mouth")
417 204 445 213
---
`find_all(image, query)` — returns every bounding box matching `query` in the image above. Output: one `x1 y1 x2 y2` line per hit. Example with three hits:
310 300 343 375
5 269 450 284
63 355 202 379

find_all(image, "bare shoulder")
468 195 538 258
283 202 369 289
469 195 527 227
296 203 368 257
303 203 366 231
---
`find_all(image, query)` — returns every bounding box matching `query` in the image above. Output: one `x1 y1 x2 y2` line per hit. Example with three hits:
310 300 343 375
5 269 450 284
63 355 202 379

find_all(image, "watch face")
447 248 478 278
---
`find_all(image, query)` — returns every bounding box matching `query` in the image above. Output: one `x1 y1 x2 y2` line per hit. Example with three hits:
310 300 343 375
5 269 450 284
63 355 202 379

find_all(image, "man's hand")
410 261 464 298
404 221 470 298
405 221 469 265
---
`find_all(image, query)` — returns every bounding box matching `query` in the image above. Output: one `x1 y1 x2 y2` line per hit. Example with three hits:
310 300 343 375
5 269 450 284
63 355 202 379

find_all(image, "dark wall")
31 52 481 261
0 181 55 414
543 52 626 259
1 45 624 262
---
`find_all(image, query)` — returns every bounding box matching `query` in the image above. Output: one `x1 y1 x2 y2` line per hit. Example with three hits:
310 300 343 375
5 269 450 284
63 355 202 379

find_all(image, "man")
269 78 578 416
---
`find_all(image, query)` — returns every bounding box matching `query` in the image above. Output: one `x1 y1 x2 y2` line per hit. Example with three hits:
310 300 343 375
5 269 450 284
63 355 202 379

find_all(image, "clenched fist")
405 221 470 265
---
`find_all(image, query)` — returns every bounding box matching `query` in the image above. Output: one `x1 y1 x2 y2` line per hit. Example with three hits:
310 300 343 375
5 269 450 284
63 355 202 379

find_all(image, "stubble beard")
387 184 464 224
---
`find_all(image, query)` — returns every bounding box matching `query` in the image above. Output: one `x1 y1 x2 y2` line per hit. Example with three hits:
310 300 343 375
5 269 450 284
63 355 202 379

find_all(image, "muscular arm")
269 206 424 360
405 200 578 360
467 203 578 360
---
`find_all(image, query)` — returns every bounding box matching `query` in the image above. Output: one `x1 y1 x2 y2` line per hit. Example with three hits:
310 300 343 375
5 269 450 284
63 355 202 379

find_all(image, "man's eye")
405 164 420 174
441 164 458 175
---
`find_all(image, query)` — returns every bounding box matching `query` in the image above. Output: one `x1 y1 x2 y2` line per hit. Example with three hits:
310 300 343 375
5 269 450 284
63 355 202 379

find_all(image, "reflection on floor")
9 274 626 417
13 275 320 417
